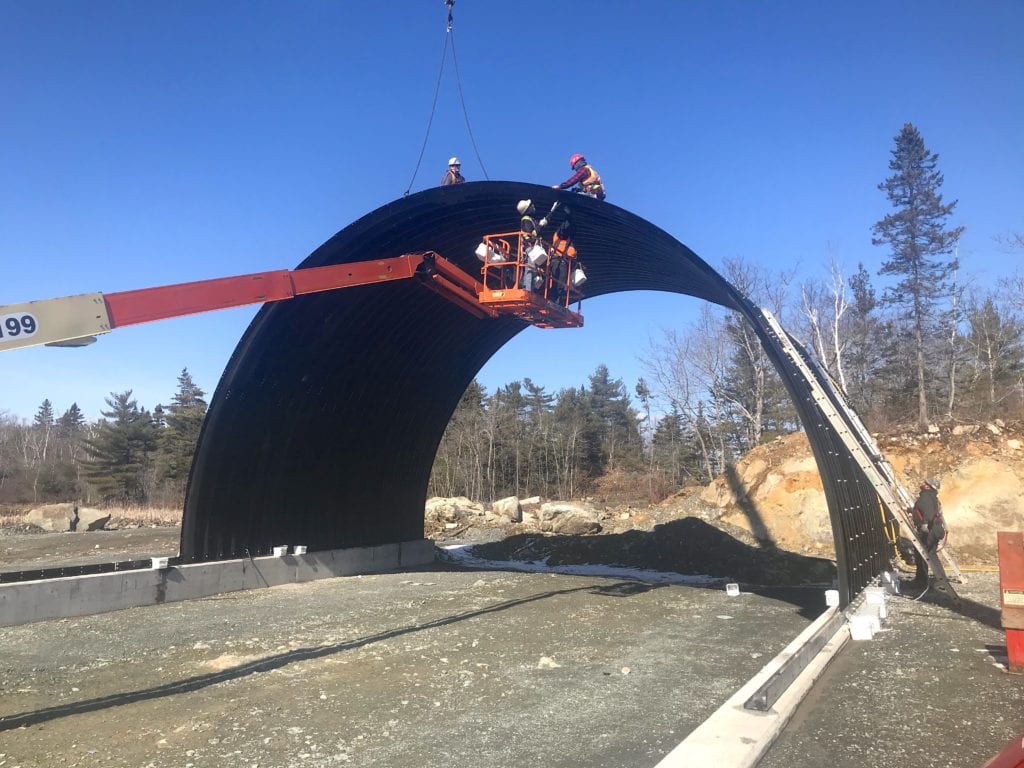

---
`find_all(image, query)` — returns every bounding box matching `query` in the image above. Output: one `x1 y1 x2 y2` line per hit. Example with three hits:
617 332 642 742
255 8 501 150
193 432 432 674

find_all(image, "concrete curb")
0 539 436 627
654 605 850 767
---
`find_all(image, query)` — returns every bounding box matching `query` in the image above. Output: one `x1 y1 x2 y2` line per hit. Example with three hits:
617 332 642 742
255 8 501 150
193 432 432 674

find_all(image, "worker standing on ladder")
912 478 947 552
553 154 606 200
441 156 465 185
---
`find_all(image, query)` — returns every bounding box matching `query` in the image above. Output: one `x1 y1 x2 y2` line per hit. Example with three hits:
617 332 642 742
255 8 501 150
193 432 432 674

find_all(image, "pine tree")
651 407 703 487
872 123 964 429
158 369 207 484
33 399 54 430
587 365 643 473
56 403 85 438
83 391 158 504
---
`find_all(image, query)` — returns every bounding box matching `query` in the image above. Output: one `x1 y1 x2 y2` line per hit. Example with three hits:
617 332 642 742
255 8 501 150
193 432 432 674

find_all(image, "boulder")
425 496 485 523
25 503 77 532
520 496 542 515
547 515 602 536
24 503 111 532
537 502 601 535
952 424 980 436
77 507 111 531
491 496 522 523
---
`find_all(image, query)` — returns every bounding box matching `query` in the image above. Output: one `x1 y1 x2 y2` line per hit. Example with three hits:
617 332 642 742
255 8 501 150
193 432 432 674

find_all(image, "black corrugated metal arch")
181 181 890 602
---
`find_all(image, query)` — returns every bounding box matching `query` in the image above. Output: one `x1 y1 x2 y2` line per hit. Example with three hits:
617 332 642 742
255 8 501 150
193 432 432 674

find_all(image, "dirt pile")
438 422 1023 573
676 423 1024 565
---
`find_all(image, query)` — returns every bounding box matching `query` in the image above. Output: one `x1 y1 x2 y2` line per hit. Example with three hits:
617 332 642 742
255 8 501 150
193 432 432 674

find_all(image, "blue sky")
2 1 1022 421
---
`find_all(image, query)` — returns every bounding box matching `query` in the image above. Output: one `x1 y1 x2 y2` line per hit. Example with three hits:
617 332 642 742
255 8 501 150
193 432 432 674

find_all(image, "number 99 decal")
0 313 39 340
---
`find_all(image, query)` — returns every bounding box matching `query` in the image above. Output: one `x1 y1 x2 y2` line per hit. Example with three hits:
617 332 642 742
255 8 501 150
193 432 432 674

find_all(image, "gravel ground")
0 528 1016 768
758 571 1022 768
0 526 180 573
0 558 818 768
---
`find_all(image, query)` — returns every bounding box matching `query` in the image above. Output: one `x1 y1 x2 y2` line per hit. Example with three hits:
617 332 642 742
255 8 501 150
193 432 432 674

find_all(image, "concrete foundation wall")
0 539 436 627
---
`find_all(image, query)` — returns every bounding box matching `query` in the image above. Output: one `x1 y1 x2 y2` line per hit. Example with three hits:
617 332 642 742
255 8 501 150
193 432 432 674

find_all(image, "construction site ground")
0 525 1019 768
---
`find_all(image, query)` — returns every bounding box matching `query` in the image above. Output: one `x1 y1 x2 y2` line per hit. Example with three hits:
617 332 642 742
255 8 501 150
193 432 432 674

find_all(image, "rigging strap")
404 0 488 194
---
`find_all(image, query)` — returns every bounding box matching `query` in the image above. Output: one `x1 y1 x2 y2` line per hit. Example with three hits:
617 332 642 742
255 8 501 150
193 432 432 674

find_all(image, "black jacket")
913 487 941 525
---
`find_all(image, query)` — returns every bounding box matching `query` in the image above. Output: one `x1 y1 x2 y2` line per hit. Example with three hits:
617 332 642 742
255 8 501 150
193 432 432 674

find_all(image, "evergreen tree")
83 390 159 504
651 407 701 487
587 364 643 472
550 385 603 496
872 123 964 428
33 399 54 431
56 403 85 438
158 369 207 483
521 378 554 494
844 264 886 421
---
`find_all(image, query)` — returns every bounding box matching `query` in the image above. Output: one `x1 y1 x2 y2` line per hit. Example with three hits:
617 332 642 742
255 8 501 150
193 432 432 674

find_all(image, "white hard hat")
448 156 461 166
516 199 533 215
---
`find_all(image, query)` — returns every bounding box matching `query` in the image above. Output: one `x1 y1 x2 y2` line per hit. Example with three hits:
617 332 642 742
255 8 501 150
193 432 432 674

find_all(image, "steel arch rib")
181 181 888 603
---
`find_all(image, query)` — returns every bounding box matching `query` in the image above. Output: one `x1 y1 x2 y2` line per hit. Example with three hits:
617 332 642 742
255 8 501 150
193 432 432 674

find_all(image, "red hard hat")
569 153 585 168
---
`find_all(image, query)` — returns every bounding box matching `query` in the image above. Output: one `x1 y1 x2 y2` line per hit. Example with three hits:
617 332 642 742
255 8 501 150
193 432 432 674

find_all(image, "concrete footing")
0 539 436 627
654 604 850 768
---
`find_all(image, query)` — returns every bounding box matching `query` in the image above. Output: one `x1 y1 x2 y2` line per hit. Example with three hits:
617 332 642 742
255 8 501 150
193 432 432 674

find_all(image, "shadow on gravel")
0 579 662 732
467 518 835 617
900 573 1003 630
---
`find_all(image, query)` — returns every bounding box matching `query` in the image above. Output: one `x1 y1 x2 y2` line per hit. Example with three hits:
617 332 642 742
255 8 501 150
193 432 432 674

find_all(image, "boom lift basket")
476 232 584 329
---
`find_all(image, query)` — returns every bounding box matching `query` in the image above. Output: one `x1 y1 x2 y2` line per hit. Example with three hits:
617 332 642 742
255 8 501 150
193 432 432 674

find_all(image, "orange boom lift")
0 248 584 353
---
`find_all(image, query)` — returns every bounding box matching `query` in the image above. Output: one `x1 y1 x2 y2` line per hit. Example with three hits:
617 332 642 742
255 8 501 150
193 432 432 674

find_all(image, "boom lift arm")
0 250 582 354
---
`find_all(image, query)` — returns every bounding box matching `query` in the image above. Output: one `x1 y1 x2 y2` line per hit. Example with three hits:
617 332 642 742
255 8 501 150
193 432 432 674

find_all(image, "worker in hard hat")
516 199 545 292
548 219 576 305
912 478 946 552
553 154 605 200
441 157 465 186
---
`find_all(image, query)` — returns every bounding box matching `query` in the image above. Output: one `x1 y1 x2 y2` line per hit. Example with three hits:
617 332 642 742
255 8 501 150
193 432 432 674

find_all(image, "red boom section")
103 257 423 328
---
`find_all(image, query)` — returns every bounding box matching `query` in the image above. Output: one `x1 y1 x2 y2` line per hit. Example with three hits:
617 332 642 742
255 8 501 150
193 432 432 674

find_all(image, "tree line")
0 369 207 507
2 123 1022 509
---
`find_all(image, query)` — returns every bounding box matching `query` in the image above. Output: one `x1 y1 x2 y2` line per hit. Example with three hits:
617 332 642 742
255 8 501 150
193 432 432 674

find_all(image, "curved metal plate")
181 181 889 601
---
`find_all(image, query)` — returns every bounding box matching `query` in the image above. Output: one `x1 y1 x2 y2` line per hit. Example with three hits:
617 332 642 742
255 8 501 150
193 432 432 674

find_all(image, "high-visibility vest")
579 165 604 196
552 232 576 259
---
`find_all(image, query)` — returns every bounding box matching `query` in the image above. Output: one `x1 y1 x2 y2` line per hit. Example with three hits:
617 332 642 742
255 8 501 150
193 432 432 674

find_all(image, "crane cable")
404 0 488 196
450 25 489 180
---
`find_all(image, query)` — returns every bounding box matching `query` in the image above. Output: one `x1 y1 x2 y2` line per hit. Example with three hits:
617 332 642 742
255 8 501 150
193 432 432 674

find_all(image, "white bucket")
825 589 840 607
272 545 288 557
293 545 307 555
849 614 875 641
725 582 740 597
572 267 587 287
527 244 548 267
475 242 489 262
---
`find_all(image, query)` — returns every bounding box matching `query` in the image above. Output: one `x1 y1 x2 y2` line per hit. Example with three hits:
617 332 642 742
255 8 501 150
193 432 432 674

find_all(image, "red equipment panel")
997 531 1024 673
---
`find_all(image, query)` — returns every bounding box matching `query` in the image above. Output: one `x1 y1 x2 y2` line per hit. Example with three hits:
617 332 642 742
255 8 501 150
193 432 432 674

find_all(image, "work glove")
538 218 548 228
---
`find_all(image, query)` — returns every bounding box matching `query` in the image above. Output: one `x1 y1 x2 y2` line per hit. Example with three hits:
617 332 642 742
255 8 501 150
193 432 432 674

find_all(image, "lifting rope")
404 0 488 196
450 25 489 180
